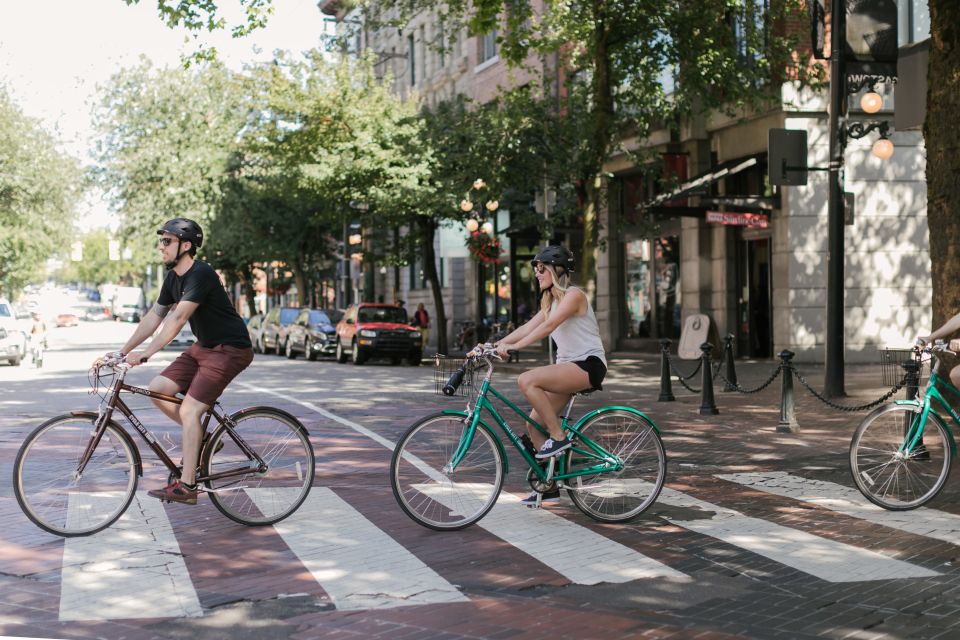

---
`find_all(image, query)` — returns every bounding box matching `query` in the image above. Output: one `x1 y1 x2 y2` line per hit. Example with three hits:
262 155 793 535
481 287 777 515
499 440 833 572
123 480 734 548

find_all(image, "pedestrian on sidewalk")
493 244 607 505
411 303 430 350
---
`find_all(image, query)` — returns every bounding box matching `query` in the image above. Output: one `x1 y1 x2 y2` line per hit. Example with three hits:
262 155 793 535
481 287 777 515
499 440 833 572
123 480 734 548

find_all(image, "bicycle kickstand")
535 457 557 509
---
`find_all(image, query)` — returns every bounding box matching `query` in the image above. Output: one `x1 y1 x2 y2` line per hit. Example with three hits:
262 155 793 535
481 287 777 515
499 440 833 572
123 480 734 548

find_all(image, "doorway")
737 237 772 358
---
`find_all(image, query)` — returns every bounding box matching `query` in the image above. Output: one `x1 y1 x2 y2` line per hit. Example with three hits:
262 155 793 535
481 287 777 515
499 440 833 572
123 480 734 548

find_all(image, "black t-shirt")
157 261 252 349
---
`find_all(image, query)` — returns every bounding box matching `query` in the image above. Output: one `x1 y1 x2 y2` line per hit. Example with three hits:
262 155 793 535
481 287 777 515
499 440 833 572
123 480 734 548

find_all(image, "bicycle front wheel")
13 414 138 537
203 407 315 526
850 403 951 510
391 413 504 531
565 409 666 523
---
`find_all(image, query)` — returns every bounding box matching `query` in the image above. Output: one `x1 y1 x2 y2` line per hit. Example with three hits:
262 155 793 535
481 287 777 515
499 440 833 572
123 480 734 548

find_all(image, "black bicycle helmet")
531 244 574 273
157 217 203 248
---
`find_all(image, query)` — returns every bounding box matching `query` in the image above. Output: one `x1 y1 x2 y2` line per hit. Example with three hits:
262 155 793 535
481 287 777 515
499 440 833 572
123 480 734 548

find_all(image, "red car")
335 303 422 365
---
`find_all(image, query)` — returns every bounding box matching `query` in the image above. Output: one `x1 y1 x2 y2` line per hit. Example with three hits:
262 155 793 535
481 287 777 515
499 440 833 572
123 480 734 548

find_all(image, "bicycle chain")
791 367 907 412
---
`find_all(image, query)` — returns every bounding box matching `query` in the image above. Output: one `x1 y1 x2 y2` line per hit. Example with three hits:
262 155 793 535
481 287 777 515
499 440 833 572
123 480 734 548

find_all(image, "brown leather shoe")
147 481 199 505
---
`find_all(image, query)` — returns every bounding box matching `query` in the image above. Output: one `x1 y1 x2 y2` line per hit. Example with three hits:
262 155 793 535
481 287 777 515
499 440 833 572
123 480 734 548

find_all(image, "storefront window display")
623 236 681 340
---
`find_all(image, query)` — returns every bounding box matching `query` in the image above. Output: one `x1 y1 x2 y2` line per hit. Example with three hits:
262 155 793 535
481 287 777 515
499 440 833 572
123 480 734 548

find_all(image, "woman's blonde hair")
539 265 572 319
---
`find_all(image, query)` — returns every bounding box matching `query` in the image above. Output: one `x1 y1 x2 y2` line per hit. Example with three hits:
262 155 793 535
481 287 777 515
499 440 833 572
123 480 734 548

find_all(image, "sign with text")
706 211 769 228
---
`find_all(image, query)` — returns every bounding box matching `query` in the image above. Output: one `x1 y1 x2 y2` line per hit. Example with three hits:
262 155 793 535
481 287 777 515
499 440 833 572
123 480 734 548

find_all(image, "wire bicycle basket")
433 354 475 397
880 347 926 387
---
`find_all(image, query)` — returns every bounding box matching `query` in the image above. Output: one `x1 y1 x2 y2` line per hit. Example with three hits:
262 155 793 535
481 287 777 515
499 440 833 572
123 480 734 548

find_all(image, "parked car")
56 313 80 328
0 298 28 366
169 326 197 348
260 306 301 355
335 303 422 365
282 309 338 360
246 313 265 353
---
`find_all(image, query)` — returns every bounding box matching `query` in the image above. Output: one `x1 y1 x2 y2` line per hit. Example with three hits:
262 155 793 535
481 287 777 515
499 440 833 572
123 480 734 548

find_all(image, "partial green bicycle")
390 346 667 530
850 341 958 510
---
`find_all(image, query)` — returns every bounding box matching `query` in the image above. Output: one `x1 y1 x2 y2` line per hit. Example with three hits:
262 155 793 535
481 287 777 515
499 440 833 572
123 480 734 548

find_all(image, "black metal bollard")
902 359 920 401
699 342 719 415
777 350 799 433
658 339 676 402
722 333 738 392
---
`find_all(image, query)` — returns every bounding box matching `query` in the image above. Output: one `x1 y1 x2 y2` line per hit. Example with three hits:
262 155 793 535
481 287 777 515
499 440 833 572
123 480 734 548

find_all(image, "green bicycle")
390 347 667 530
850 341 957 510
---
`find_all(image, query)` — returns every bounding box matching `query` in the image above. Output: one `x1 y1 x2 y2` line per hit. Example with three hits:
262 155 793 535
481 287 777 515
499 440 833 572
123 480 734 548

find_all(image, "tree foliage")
0 89 81 296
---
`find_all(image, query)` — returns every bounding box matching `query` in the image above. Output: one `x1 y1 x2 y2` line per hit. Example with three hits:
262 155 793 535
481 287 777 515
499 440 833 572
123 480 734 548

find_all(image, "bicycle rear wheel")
564 409 666 523
850 403 951 510
203 407 315 526
13 414 138 537
391 413 504 530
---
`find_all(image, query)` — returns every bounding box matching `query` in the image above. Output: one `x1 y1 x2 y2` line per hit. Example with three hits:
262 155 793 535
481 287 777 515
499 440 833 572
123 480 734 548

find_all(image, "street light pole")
824 0 846 398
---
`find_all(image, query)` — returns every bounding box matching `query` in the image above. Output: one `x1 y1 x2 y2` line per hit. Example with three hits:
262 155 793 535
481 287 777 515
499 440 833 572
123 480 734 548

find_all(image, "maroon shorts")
160 343 254 406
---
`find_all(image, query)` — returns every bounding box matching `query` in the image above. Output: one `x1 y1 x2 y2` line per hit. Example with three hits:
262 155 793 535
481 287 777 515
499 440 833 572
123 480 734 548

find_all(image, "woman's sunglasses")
158 237 176 247
533 263 549 274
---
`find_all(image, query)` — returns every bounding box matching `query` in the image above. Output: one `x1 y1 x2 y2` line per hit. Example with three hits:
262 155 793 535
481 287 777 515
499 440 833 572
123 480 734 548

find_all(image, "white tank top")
549 288 607 366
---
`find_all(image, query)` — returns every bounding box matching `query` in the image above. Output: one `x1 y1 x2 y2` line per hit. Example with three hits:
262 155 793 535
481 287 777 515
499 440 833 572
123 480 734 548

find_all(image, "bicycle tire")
203 407 315 526
564 409 667 523
391 412 504 531
850 403 952 510
13 414 139 537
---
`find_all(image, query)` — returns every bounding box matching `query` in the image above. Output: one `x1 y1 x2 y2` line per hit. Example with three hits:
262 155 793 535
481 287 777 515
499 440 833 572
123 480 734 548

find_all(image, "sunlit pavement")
2 321 960 639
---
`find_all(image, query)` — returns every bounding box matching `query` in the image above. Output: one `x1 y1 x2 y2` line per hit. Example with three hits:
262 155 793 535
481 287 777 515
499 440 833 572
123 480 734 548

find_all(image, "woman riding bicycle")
493 244 607 505
919 312 960 387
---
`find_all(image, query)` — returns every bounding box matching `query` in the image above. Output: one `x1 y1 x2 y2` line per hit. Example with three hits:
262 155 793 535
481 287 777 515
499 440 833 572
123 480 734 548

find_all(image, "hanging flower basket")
466 231 501 263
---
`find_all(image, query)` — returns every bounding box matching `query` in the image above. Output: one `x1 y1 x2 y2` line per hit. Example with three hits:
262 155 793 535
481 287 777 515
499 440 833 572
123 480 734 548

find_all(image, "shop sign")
705 211 769 228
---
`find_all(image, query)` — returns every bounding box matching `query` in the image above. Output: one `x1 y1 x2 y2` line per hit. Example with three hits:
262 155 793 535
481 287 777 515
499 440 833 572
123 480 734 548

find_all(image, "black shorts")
573 356 607 391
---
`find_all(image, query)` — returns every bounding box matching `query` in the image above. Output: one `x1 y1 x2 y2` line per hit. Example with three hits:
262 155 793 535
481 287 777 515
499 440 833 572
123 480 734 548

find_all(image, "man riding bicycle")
102 218 253 504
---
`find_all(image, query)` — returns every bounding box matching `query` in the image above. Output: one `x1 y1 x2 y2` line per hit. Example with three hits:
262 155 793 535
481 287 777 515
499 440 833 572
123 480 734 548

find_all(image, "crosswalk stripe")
245 384 936 583
248 487 468 610
416 483 687 584
716 471 960 546
246 385 688 584
656 487 938 581
59 492 203 621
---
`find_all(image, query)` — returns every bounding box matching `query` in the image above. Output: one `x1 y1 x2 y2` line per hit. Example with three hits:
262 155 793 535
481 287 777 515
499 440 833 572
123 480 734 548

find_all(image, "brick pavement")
3 350 960 639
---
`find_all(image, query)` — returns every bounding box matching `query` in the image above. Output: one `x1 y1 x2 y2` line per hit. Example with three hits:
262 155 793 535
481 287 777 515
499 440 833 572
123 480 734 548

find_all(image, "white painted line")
248 487 467 610
246 383 688 584
717 471 960 547
416 483 688 584
656 487 938 581
237 383 396 450
59 492 203 621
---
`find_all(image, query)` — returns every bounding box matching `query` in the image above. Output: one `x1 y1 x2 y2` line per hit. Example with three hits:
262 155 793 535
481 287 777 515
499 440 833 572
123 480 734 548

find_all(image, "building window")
408 33 416 86
900 0 930 44
479 29 497 64
732 0 768 67
419 25 427 82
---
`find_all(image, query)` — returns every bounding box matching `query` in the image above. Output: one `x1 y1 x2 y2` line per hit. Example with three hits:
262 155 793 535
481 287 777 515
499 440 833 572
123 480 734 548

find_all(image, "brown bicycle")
12 355 315 537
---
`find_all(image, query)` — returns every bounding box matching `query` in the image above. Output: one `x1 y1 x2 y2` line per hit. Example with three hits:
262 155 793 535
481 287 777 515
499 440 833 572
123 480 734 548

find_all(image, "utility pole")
824 0 846 398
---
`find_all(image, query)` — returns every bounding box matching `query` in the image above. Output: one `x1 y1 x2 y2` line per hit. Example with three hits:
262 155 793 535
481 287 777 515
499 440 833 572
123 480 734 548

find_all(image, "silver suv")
0 298 28 366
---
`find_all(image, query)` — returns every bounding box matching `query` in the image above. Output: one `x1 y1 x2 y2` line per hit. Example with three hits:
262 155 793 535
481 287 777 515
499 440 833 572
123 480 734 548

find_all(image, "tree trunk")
418 217 448 354
926 1 960 328
581 0 614 302
238 265 257 317
293 260 308 309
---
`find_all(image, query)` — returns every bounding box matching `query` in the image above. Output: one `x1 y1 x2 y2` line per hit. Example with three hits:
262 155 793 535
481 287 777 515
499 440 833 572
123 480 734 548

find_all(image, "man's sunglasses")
158 237 177 247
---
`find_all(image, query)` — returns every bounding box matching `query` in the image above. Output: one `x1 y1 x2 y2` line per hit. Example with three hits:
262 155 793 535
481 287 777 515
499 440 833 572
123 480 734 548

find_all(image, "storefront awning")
645 156 760 209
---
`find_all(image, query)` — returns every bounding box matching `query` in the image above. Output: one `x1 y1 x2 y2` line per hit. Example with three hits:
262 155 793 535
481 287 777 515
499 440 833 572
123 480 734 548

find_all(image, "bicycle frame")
899 367 960 456
445 370 623 484
76 365 265 484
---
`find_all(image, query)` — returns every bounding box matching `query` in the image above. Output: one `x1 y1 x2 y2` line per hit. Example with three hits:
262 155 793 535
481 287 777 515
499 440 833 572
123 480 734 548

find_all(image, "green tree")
926 0 960 327
0 89 81 296
92 59 249 277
